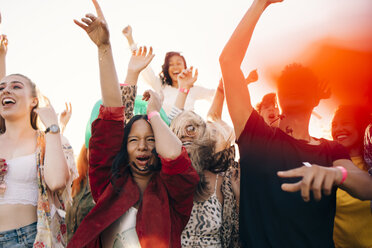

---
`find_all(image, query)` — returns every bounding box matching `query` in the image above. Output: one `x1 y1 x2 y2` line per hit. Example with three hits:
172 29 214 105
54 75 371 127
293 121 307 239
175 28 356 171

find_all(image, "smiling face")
127 119 156 176
0 75 38 122
168 55 186 84
331 111 360 153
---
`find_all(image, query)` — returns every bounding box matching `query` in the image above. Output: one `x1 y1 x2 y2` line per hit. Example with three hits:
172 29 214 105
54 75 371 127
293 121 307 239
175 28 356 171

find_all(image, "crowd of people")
0 0 372 247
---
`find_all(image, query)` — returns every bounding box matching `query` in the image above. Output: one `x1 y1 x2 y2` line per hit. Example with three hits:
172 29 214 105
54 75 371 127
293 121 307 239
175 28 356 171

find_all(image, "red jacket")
68 106 199 248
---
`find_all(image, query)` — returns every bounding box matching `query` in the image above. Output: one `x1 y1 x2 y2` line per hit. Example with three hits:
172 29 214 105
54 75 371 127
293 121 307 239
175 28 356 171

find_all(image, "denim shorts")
0 222 37 248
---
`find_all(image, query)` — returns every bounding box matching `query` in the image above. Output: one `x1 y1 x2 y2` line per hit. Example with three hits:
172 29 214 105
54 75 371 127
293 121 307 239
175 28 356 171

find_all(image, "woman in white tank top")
0 73 74 248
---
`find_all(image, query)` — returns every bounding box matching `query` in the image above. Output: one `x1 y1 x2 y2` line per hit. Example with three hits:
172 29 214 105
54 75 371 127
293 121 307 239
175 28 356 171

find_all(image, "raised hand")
317 80 331 100
127 46 155 74
122 25 133 39
0 35 8 56
34 105 59 130
177 66 198 90
245 69 258 85
258 0 284 7
143 90 162 114
59 102 72 134
277 163 343 202
74 0 109 47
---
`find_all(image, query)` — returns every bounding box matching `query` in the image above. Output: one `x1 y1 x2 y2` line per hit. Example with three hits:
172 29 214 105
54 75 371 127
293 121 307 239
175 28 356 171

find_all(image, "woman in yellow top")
332 105 372 248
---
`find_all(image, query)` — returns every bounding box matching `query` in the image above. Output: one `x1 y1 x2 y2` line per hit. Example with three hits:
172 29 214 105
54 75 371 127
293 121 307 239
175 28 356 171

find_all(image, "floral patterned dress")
33 133 77 248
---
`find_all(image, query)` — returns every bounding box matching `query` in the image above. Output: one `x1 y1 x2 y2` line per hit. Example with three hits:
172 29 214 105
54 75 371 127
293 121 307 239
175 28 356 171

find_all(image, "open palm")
128 46 155 73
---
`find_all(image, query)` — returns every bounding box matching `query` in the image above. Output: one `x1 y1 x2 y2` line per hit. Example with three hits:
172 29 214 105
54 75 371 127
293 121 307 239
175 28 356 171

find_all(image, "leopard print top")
120 84 137 123
181 174 222 247
181 146 240 248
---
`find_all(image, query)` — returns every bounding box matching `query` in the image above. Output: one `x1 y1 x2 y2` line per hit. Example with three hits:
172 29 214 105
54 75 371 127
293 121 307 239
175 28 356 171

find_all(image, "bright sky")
1 0 371 152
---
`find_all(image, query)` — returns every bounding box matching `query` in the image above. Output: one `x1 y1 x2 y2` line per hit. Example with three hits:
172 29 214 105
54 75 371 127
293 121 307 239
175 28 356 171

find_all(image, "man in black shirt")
219 0 372 247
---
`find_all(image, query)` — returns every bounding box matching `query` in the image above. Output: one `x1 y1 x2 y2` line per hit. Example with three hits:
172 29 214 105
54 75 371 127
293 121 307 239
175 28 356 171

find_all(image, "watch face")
50 125 59 133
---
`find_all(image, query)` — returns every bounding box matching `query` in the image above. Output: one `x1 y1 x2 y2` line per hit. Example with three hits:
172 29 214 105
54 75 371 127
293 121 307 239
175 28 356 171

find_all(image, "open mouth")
335 134 349 142
171 71 181 77
1 97 16 106
135 155 150 167
182 141 193 146
131 155 153 172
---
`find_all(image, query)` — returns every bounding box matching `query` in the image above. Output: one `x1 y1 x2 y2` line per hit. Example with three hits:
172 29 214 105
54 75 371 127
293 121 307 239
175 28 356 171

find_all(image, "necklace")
285 125 313 143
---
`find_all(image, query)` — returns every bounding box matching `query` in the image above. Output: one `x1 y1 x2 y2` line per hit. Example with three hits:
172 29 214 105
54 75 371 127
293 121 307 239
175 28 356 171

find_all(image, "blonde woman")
0 73 76 247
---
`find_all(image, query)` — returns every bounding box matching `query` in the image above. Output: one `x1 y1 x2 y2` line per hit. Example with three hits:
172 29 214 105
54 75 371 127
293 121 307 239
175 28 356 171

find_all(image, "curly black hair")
159 52 187 86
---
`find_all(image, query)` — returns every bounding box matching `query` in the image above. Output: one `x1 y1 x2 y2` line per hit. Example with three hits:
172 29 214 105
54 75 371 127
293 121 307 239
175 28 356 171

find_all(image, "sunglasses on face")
185 125 197 137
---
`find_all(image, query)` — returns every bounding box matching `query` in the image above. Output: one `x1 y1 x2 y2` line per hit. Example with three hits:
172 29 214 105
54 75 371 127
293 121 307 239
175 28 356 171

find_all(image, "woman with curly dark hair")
122 25 215 115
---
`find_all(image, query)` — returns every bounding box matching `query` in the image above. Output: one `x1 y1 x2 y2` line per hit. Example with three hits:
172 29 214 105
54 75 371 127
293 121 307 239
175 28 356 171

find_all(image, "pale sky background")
1 0 371 153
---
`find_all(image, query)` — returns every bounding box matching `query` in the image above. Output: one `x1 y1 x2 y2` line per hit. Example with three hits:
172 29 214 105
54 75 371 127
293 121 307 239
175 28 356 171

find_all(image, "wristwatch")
45 124 60 134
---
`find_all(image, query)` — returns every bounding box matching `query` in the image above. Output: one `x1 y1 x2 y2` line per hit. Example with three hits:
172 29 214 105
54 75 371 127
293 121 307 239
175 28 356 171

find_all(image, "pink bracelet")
120 83 129 86
179 87 190 94
336 166 348 185
147 111 160 121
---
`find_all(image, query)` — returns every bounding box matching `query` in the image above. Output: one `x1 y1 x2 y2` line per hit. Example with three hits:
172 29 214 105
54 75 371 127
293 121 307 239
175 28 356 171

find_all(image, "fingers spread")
300 171 314 202
142 46 147 56
85 13 97 22
281 181 301 192
277 166 304 178
136 47 143 57
81 17 93 26
323 173 334 196
74 19 88 31
311 172 325 201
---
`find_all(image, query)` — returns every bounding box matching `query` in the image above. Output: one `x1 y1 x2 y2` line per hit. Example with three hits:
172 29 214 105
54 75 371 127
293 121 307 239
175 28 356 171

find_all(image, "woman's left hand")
34 106 59 129
178 66 198 90
59 102 72 127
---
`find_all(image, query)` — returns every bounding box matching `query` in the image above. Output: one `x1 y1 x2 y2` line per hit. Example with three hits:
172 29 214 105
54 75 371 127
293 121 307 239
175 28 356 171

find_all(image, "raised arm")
122 25 163 93
121 46 155 121
207 78 224 122
219 0 282 138
174 67 198 109
0 34 8 80
35 106 70 191
144 90 182 159
74 0 121 107
74 0 124 200
167 67 198 122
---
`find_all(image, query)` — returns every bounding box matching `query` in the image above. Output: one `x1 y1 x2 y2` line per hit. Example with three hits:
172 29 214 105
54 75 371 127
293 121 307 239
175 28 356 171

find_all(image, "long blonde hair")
170 111 216 199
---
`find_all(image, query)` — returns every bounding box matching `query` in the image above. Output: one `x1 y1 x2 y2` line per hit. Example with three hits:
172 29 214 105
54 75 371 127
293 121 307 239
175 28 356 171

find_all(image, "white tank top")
0 153 38 206
102 207 141 248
